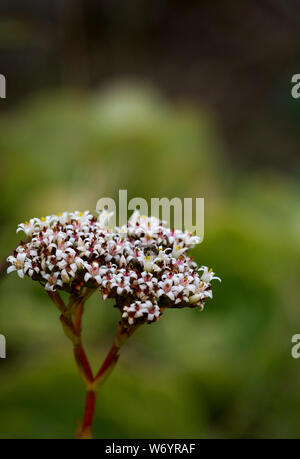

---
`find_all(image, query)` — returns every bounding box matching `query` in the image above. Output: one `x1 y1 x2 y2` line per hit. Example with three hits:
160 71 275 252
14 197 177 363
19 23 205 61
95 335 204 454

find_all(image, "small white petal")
17 270 24 279
84 273 92 282
7 265 16 274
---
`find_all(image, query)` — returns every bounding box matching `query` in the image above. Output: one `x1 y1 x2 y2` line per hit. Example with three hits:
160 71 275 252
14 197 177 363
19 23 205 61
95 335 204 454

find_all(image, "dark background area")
1 0 300 170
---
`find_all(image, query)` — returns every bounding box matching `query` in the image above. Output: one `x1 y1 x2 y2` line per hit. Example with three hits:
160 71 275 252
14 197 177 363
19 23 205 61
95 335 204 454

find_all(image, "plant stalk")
48 290 138 439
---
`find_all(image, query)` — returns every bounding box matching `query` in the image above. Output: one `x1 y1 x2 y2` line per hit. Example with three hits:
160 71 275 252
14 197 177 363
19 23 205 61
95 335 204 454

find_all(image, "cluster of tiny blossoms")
7 210 220 325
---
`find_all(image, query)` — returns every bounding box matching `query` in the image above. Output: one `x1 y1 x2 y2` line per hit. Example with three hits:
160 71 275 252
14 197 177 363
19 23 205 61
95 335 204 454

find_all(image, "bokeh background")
1 0 300 438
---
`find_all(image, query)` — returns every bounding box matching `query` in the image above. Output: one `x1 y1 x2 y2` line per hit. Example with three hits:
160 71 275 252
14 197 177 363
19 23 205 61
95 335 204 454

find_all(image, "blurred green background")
1 1 300 439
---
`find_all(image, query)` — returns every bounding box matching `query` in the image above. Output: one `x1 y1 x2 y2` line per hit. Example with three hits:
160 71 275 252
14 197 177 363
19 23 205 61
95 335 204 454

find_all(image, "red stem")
74 343 94 383
51 290 138 438
95 342 120 380
80 390 97 438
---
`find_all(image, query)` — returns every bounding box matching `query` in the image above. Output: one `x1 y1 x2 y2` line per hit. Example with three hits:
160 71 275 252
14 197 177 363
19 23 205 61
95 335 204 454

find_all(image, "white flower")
43 272 63 291
97 210 114 228
157 278 174 298
138 254 160 272
16 219 37 237
7 209 220 324
115 278 132 295
122 300 160 325
198 266 221 283
189 293 205 305
7 253 30 278
136 272 157 291
84 261 102 284
170 244 187 258
61 269 70 283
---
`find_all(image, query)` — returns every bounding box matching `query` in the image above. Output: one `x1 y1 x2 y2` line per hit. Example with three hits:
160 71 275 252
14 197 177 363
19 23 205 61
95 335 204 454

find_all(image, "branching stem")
48 289 137 439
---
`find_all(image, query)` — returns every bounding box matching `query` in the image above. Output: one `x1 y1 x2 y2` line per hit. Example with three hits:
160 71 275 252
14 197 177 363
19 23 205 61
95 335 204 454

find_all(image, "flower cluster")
7 211 220 325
